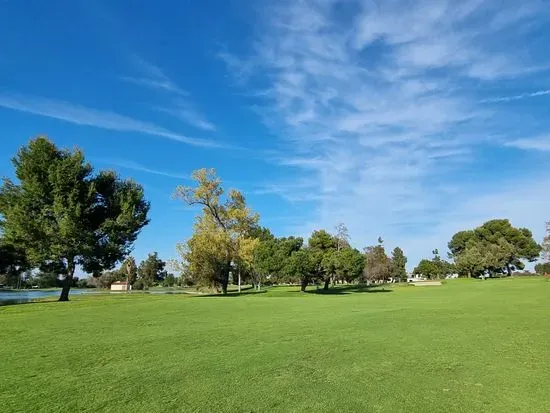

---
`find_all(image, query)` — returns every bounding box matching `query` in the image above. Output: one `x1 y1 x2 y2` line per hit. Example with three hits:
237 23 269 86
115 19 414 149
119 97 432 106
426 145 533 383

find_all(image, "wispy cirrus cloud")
123 57 217 132
121 57 187 96
505 136 550 152
95 158 189 180
156 101 216 131
481 89 550 103
220 0 550 262
0 92 219 148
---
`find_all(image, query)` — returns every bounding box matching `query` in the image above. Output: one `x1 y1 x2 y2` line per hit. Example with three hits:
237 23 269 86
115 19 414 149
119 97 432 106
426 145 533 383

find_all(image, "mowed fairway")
1 278 549 413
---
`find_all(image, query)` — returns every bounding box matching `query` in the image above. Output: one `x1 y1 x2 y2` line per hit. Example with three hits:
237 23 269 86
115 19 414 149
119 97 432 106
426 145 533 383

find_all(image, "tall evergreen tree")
137 252 167 288
0 137 150 300
390 247 407 282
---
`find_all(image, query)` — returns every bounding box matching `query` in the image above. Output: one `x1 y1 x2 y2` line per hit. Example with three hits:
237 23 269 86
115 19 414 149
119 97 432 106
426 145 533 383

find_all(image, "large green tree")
137 252 168 288
174 168 259 294
534 262 550 275
449 219 541 276
309 229 337 289
284 248 317 292
0 137 150 300
454 243 486 278
390 247 407 282
334 247 364 283
413 259 438 279
413 250 455 280
253 236 303 286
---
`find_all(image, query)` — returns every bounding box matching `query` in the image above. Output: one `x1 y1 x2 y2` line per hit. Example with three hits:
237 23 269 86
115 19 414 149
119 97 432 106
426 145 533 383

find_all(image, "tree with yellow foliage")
173 169 259 294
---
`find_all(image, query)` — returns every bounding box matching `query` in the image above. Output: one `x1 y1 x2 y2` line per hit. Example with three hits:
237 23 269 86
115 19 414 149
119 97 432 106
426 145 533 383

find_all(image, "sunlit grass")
1 278 549 412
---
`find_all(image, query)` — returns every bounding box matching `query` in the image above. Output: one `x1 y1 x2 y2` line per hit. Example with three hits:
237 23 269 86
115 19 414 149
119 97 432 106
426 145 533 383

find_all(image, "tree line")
89 252 175 290
171 168 411 293
1 137 549 299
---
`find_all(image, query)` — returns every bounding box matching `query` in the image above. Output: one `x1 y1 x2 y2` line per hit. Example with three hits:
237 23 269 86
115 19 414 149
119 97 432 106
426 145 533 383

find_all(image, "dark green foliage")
133 279 147 291
413 252 455 280
0 137 150 300
308 229 337 251
284 248 317 291
449 219 541 277
390 247 407 281
34 272 60 288
308 230 338 289
137 252 168 288
534 262 550 275
413 259 437 279
334 248 364 283
253 236 303 283
0 242 29 287
162 273 177 287
248 226 275 242
448 230 476 257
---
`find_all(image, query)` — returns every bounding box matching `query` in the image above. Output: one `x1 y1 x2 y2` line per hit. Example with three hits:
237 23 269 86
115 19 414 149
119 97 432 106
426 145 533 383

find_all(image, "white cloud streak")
220 0 550 264
95 158 189 180
124 57 217 132
0 93 219 148
157 101 216 131
505 136 550 152
122 58 188 96
481 89 550 103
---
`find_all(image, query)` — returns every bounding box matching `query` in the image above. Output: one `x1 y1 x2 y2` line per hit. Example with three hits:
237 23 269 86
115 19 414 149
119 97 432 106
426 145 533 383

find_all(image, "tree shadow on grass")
0 298 61 307
193 289 268 298
302 285 393 295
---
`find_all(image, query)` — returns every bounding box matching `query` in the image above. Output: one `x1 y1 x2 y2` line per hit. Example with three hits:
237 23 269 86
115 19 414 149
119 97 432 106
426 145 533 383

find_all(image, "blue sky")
1 0 550 269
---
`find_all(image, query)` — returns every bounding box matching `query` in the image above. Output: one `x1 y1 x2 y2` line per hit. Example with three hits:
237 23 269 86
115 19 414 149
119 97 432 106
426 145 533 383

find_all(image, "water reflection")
0 289 92 306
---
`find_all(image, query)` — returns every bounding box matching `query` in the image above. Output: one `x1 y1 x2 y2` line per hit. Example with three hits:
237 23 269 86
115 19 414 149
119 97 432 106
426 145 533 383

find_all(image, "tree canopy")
0 137 150 300
135 252 167 289
173 168 259 294
0 241 29 288
390 247 407 282
449 219 541 277
534 262 550 275
363 238 391 283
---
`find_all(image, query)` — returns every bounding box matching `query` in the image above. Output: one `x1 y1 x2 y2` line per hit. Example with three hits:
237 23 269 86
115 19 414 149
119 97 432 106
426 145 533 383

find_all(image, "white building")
110 281 130 292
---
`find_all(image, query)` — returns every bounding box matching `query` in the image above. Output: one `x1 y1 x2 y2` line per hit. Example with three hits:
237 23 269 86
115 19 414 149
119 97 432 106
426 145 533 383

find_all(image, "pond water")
0 289 92 306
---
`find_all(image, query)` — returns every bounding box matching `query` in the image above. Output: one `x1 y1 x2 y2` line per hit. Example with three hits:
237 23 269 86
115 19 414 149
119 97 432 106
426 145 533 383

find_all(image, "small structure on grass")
413 280 442 286
110 281 130 292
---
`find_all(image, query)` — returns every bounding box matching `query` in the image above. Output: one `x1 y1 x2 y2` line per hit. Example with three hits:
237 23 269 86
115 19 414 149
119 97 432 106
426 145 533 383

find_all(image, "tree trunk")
323 278 330 290
221 280 228 294
59 259 75 302
300 278 307 292
220 261 231 295
238 270 241 294
506 263 512 277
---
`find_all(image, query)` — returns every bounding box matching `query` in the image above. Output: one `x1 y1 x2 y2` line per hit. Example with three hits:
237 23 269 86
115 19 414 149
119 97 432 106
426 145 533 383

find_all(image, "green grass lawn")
1 278 549 412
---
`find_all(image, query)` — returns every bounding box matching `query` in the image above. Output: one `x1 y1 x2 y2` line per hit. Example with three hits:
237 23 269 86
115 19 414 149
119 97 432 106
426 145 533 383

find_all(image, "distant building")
110 281 130 292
